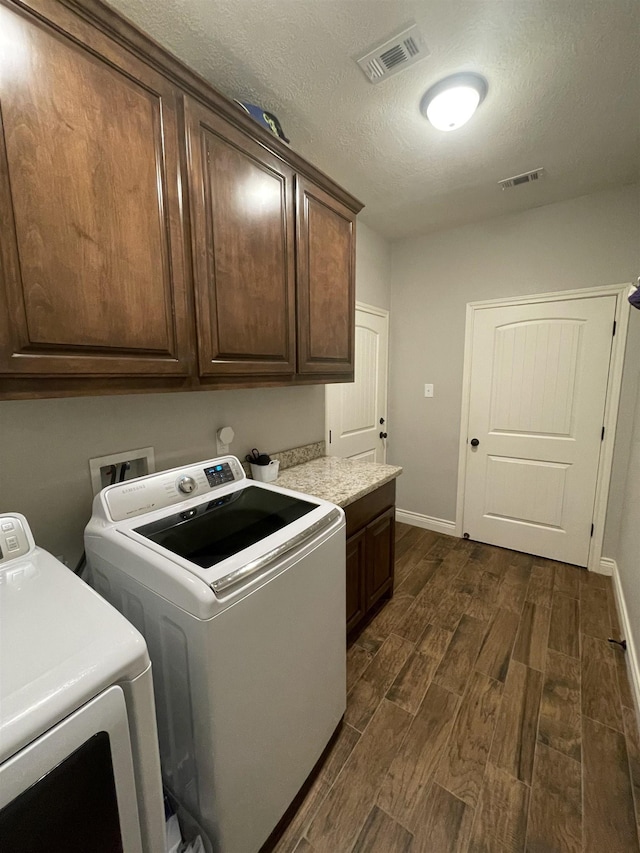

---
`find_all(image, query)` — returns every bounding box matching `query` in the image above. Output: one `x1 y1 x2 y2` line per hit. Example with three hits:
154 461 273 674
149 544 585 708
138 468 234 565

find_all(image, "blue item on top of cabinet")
235 100 290 143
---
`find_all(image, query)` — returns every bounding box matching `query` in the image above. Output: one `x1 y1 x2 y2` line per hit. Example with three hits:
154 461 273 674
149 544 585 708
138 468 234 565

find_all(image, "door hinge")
613 320 617 336
591 523 594 537
329 430 332 444
601 426 605 441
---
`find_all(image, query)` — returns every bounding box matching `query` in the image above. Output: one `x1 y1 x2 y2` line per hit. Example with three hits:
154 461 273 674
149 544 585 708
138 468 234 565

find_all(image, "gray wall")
605 308 640 557
3 188 638 574
0 385 324 565
387 183 640 540
355 222 391 310
609 307 640 700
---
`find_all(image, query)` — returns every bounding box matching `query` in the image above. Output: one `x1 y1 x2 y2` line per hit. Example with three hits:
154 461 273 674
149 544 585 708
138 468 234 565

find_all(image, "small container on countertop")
250 460 280 483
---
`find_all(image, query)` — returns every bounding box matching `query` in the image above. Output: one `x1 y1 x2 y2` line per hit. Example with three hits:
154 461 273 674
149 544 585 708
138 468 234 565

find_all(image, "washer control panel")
204 462 235 487
0 515 31 564
105 456 246 521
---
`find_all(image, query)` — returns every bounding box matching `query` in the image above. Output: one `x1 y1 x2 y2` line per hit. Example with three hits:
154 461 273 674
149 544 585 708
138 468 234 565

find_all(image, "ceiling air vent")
356 24 429 84
499 168 545 190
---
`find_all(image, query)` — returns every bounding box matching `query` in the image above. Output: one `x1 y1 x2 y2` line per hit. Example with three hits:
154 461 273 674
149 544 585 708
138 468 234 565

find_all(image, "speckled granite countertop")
275 456 402 508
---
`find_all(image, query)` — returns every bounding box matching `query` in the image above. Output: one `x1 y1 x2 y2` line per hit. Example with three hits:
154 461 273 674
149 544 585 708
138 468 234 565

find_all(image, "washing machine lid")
0 545 149 764
133 485 317 569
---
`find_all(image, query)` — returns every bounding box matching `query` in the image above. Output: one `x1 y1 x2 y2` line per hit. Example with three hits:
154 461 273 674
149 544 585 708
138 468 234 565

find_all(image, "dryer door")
0 685 143 853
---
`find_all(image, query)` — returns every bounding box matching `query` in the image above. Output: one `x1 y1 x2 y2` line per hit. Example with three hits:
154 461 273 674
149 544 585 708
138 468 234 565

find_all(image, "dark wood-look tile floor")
272 524 640 853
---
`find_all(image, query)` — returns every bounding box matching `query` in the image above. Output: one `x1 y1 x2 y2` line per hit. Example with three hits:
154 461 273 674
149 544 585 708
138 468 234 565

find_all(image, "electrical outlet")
89 447 155 495
424 384 434 397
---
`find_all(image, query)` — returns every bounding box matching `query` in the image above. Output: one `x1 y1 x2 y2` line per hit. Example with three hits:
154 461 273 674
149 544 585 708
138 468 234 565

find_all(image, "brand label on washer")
106 480 177 521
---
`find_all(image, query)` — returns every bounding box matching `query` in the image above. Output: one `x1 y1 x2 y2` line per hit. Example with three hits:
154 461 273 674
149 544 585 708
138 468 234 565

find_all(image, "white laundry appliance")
85 455 346 853
0 513 165 853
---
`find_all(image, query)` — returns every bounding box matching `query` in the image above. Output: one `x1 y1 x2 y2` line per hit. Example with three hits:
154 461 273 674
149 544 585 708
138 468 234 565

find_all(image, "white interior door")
325 304 388 463
462 294 617 566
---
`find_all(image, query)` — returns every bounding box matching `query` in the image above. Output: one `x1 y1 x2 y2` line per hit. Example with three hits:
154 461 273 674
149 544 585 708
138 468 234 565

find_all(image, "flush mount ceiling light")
420 72 488 131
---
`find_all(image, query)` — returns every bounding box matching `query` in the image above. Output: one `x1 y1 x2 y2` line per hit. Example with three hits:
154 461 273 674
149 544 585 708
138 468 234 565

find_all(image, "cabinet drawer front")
185 98 296 377
344 480 396 538
0 1 191 376
296 177 356 375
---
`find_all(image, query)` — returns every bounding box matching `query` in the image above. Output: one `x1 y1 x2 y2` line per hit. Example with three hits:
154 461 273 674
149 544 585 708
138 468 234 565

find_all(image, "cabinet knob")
380 431 388 439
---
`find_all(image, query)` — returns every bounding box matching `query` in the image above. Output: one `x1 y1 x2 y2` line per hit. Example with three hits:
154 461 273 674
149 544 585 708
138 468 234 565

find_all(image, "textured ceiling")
107 0 640 239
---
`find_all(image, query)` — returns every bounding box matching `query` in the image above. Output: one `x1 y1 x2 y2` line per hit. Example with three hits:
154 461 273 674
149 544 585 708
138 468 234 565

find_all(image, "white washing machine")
0 513 165 853
85 455 346 853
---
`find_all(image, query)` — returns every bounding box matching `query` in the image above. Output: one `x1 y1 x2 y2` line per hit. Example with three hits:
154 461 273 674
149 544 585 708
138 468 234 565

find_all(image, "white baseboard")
597 556 615 576
396 509 457 537
610 559 640 725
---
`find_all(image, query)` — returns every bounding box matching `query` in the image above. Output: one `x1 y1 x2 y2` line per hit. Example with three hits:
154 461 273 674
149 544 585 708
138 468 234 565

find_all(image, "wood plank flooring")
271 524 640 853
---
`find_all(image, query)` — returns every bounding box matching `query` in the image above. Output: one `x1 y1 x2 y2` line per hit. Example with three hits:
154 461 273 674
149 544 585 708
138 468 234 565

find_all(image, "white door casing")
457 284 631 571
325 303 389 463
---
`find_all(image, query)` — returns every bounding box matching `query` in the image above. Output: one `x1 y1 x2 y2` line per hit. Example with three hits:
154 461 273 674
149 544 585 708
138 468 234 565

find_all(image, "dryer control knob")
177 476 197 494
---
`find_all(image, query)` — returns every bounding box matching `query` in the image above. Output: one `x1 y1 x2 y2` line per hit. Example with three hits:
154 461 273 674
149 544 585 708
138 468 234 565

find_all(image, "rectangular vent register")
499 168 545 189
356 24 429 83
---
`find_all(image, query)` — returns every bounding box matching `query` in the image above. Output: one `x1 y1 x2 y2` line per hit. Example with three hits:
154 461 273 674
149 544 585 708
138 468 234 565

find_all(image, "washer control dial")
177 475 197 495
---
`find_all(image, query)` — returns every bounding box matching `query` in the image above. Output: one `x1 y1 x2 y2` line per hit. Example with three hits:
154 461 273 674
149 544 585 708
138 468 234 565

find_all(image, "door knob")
380 432 388 439
470 438 480 447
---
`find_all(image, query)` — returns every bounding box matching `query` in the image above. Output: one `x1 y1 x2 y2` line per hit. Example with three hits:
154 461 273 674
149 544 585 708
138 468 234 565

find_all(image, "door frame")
455 283 631 573
325 301 389 463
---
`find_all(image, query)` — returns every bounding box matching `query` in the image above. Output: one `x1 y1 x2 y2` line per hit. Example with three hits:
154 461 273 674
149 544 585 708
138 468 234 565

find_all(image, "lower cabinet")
344 481 396 636
346 528 368 633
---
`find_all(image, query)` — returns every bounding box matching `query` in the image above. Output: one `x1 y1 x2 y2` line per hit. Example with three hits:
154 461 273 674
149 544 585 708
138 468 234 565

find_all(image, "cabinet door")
184 97 296 377
0 1 192 376
365 507 395 610
296 177 356 376
346 529 367 634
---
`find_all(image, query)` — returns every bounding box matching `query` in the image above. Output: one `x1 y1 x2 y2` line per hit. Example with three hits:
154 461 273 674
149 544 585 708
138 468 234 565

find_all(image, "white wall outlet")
89 447 155 495
424 384 434 397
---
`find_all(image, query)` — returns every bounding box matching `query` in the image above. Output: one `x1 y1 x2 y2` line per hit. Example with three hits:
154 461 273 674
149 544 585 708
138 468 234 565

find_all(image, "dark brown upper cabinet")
0 1 192 379
184 97 296 378
296 177 356 376
0 0 362 400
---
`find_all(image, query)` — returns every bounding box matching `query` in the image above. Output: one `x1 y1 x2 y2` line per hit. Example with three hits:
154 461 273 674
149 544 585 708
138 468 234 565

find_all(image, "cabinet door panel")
0 1 191 375
365 507 395 610
185 97 296 376
346 529 367 634
296 177 356 375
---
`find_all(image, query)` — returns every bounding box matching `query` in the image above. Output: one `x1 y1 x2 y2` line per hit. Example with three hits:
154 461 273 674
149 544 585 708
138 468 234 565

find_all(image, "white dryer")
0 513 165 853
85 455 346 853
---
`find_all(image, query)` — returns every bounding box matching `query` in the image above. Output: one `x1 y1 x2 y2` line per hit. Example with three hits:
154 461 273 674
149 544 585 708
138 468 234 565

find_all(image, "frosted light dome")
421 73 488 132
